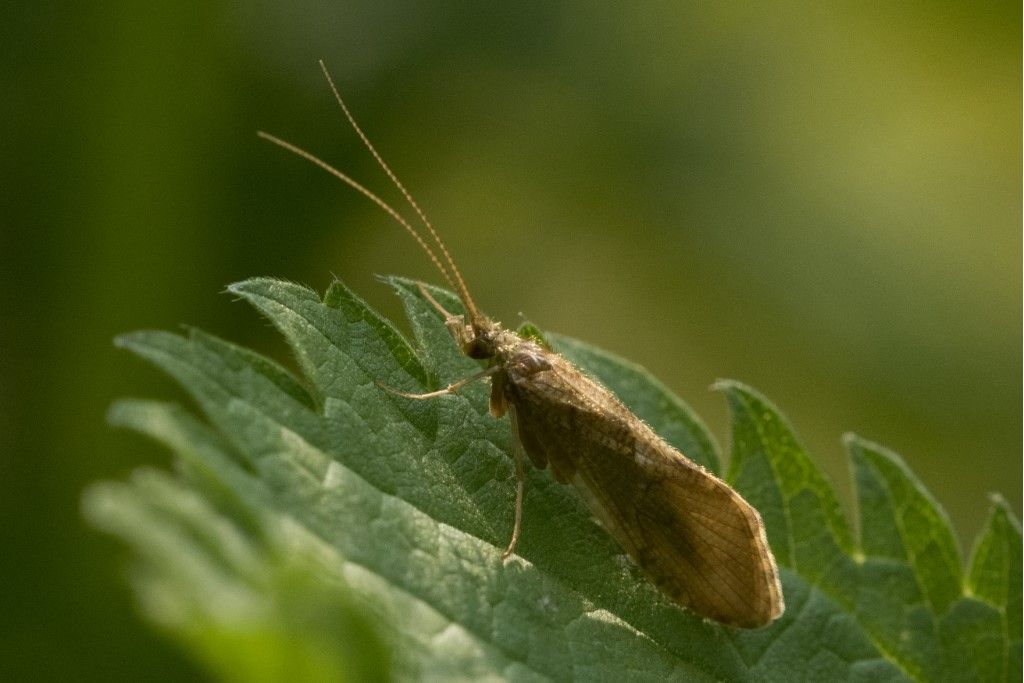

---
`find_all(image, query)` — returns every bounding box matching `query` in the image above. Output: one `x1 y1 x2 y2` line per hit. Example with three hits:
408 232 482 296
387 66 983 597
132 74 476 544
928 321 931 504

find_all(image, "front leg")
375 366 498 400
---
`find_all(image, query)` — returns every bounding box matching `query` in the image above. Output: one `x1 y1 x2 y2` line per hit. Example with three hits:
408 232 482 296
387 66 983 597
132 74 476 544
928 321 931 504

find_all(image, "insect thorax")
479 323 549 374
450 315 545 369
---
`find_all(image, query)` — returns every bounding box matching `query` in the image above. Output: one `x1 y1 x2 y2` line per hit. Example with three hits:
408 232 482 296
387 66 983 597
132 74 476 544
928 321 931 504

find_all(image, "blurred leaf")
83 403 390 683
89 277 1020 681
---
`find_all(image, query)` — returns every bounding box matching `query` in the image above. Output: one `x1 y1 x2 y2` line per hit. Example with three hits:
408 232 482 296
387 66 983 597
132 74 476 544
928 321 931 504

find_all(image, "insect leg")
375 366 498 400
501 406 526 559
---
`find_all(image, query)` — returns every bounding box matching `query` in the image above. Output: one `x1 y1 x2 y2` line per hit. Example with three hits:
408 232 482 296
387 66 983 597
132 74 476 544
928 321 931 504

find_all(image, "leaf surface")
89 277 1020 681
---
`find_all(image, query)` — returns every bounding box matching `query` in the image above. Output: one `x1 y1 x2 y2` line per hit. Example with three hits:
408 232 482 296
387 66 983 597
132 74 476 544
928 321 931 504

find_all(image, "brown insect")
259 61 784 629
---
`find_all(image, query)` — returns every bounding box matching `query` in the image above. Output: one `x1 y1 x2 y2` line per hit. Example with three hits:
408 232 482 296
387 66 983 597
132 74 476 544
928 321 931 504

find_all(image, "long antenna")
256 131 458 293
316 59 481 323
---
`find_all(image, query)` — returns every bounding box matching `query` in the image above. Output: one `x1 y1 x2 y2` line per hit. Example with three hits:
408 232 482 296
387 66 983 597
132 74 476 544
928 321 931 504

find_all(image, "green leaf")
513 322 549 349
959 494 1022 682
84 403 390 683
91 277 1020 681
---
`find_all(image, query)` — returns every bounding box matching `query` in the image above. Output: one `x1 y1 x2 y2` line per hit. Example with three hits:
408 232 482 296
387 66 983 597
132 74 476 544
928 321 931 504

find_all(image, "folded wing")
507 356 783 627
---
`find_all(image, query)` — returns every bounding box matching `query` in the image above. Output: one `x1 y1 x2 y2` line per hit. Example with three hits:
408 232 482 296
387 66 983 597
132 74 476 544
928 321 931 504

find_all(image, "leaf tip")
986 491 1008 508
323 278 357 308
710 379 774 416
106 398 158 430
845 433 914 476
106 400 132 427
225 277 265 296
709 378 739 394
710 379 765 401
113 330 150 351
984 492 1021 531
842 432 873 466
227 275 311 298
375 273 418 295
80 481 122 528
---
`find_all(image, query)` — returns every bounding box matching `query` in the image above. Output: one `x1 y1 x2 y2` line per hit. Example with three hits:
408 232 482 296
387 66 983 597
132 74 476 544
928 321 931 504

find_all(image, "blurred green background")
3 2 1019 679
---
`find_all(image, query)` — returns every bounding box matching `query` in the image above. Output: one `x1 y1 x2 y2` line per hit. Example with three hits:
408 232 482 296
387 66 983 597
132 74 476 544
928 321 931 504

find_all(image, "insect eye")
465 338 492 359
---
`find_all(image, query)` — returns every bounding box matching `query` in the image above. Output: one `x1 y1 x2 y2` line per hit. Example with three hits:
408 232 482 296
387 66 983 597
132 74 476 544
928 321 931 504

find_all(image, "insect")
259 61 784 629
